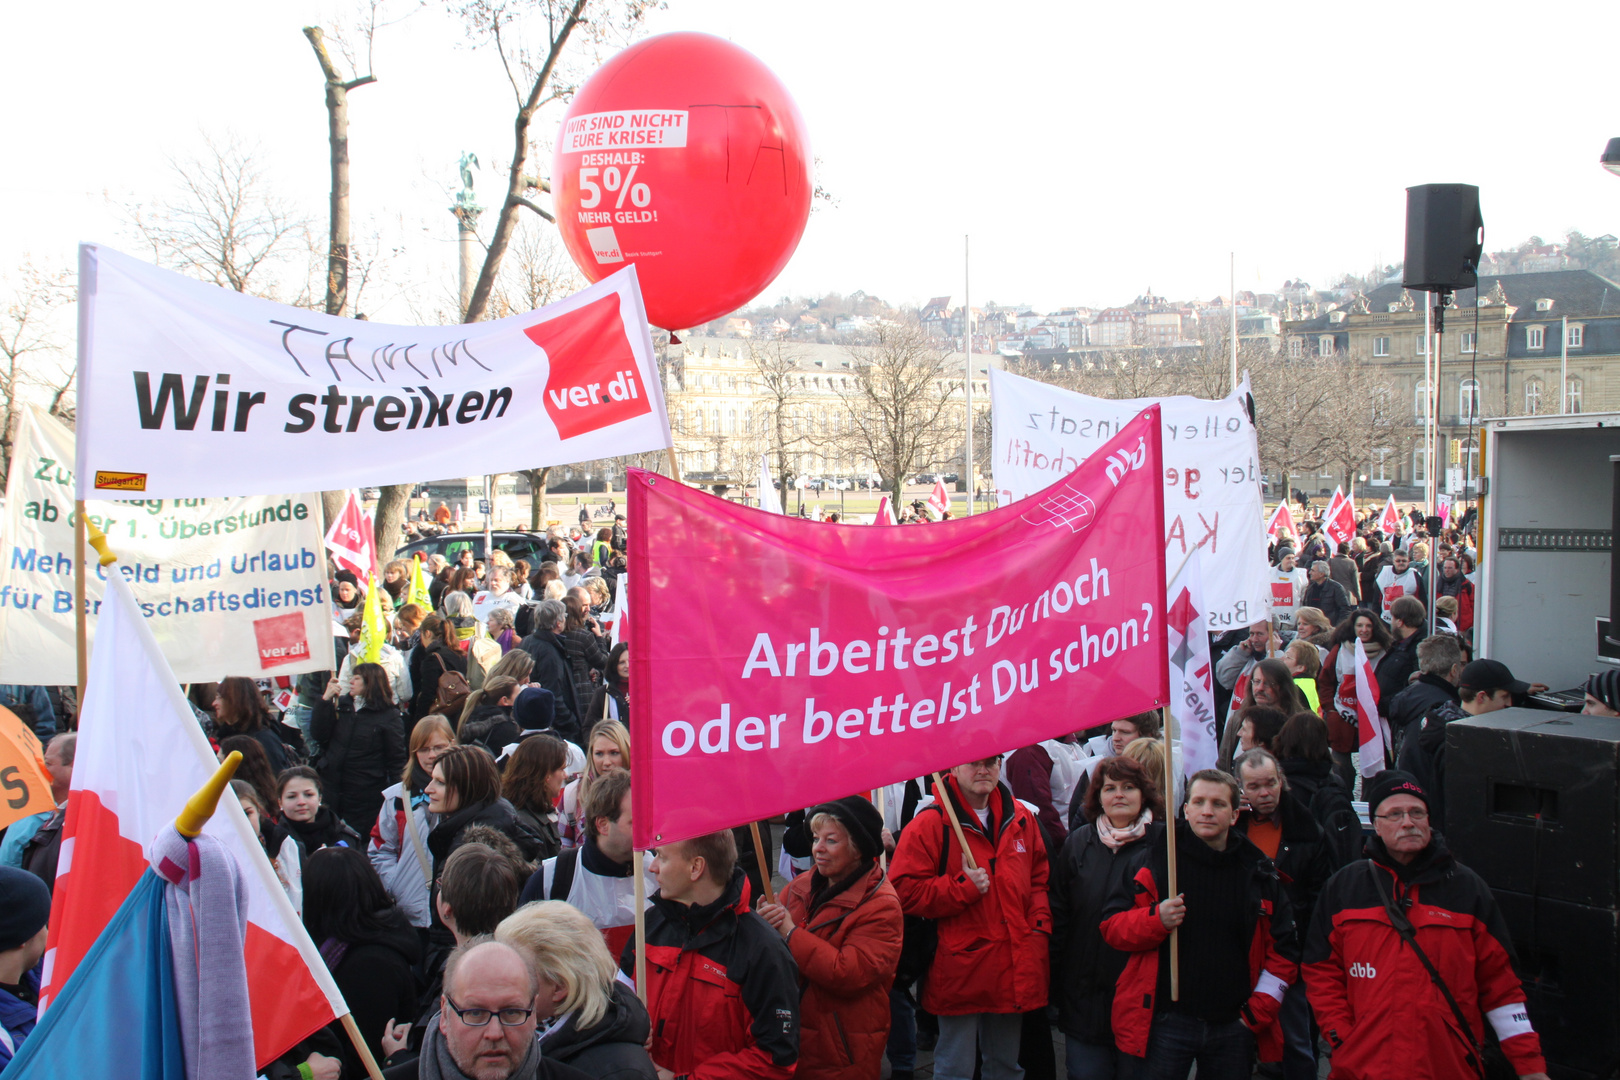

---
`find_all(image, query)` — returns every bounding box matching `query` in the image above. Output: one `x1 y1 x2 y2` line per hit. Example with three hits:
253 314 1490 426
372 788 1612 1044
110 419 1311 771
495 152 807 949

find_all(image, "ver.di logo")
524 294 652 439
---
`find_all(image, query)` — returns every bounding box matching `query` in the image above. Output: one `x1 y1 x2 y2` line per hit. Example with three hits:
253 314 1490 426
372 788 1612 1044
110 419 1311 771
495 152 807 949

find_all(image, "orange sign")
0 705 57 829
93 470 148 491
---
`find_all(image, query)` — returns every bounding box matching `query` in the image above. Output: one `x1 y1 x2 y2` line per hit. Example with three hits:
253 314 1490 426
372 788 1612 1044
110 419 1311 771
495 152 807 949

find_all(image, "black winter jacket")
1048 819 1162 1043
1236 790 1335 947
1375 630 1423 718
408 644 466 722
559 626 610 717
540 981 659 1080
312 695 408 837
1396 699 1464 833
327 911 423 1074
517 629 582 743
1302 578 1354 627
1386 672 1458 737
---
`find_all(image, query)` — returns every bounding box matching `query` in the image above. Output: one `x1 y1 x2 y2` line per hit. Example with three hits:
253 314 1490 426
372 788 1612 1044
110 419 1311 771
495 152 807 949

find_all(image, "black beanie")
512 685 555 731
1586 670 1620 713
1364 769 1430 817
809 795 885 860
0 865 51 951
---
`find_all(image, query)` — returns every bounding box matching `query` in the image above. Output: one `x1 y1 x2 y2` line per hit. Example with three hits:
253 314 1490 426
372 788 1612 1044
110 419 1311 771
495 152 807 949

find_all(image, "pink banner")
628 407 1169 847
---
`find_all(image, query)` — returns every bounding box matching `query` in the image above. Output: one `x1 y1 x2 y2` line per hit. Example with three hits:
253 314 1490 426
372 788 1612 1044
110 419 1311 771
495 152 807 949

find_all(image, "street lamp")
1603 137 1620 177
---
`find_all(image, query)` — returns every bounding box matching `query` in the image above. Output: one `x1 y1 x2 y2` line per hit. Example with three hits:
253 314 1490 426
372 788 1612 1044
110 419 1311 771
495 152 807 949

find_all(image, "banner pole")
874 787 887 871
632 848 647 1005
749 821 775 904
74 501 87 719
1163 714 1180 1002
339 1012 387 1080
929 772 978 872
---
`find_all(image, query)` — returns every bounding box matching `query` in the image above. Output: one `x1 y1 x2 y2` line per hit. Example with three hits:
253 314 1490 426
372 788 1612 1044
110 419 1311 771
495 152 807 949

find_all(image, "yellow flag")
408 554 434 611
358 573 386 664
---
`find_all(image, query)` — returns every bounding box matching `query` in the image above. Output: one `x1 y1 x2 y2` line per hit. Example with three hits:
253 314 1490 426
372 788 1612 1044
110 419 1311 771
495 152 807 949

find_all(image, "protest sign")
74 244 673 499
0 706 55 830
0 407 333 683
989 368 1266 629
628 407 1168 847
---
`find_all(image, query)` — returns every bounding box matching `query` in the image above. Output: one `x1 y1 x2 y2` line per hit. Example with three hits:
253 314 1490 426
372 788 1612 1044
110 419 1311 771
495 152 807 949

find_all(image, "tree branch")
514 196 555 222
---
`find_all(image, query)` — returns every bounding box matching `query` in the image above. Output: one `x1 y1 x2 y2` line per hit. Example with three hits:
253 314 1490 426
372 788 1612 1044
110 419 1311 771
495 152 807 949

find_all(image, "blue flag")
6 871 185 1079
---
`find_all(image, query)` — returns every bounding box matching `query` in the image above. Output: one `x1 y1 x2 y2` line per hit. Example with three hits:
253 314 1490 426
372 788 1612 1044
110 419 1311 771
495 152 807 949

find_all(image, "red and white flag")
1265 501 1299 545
926 479 951 519
41 563 347 1065
1377 494 1401 536
1324 489 1357 548
323 491 372 579
873 495 898 525
1352 638 1389 778
1167 548 1218 782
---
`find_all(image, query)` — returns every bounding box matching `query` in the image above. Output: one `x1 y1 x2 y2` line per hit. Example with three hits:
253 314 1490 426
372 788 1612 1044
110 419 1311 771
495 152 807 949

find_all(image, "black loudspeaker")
1447 709 1620 908
1425 515 1444 537
1493 891 1620 1080
1403 183 1485 293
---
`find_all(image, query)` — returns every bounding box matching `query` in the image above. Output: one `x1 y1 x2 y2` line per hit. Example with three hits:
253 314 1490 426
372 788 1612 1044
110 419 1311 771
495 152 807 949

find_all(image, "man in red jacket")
1100 769 1297 1079
890 756 1050 1080
1303 771 1548 1080
623 829 799 1080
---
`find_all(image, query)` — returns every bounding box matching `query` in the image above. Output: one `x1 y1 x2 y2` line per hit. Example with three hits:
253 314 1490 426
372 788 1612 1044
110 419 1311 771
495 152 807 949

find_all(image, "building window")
1416 334 1428 355
727 409 737 434
711 408 721 433
1568 324 1584 347
1373 336 1390 357
1567 377 1583 414
1461 437 1479 482
1525 379 1543 415
1413 445 1430 484
1373 448 1391 481
1318 336 1334 357
1288 338 1303 358
1459 378 1481 422
1413 378 1433 419
1528 326 1545 350
1371 389 1390 424
1460 332 1476 353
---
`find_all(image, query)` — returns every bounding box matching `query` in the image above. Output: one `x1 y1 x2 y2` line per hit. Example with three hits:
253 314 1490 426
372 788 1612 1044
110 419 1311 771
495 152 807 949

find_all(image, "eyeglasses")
443 997 533 1028
1374 809 1429 824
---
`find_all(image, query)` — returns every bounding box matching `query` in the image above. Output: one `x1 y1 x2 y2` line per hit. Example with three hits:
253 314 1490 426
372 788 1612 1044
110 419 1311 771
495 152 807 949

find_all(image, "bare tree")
457 0 657 323
0 263 77 487
743 335 811 502
1247 351 1339 500
128 135 310 300
1315 356 1414 494
836 320 961 507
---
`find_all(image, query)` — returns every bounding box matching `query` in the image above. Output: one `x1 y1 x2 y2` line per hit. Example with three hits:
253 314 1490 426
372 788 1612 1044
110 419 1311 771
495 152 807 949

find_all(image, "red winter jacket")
780 861 903 1080
1098 822 1298 1060
889 775 1051 1016
620 867 799 1080
1303 836 1545 1080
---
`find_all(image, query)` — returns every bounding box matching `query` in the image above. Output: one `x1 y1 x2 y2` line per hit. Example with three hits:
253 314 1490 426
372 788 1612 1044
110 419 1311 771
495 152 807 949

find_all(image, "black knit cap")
0 865 51 951
809 795 885 860
1364 769 1430 817
1586 669 1620 712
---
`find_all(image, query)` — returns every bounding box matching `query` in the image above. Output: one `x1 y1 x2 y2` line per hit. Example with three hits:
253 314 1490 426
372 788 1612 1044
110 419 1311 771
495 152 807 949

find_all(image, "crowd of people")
3 493 1619 1080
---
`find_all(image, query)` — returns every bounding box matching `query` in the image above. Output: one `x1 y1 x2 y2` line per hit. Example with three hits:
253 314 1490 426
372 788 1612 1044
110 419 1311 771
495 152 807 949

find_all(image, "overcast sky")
5 0 1618 319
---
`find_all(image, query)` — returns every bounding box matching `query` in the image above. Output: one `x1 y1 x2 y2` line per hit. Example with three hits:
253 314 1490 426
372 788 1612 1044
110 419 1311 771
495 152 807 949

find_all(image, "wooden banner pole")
929 772 978 872
1163 712 1180 1002
339 1013 387 1080
749 821 775 904
632 848 647 1005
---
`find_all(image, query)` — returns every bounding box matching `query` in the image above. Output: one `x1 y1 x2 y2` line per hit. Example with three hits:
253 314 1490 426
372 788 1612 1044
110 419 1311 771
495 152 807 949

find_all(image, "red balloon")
552 33 812 330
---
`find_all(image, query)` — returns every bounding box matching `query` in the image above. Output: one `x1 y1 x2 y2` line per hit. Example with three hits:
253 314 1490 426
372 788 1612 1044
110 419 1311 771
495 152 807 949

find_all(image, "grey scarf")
418 1013 542 1080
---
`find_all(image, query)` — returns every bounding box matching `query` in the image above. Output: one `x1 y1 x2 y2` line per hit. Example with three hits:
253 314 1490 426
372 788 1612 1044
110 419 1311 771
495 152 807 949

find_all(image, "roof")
1365 270 1620 318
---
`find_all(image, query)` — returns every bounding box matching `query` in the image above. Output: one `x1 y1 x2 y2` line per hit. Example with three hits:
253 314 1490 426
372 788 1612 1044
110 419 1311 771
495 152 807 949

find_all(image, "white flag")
1168 548 1219 781
757 455 782 514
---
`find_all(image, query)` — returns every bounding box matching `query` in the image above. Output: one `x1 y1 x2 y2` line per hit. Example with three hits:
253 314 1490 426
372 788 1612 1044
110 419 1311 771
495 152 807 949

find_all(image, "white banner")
989 367 1267 628
1168 548 1218 781
1 407 334 683
75 245 673 499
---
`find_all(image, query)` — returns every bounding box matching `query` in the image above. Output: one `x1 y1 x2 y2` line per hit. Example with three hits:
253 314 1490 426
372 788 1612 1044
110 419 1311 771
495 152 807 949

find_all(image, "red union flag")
1324 489 1356 547
528 293 653 439
628 407 1170 847
323 491 371 579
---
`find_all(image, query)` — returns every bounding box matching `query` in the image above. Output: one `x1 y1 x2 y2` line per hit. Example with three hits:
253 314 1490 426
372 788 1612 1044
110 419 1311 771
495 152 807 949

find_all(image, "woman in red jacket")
760 796 903 1080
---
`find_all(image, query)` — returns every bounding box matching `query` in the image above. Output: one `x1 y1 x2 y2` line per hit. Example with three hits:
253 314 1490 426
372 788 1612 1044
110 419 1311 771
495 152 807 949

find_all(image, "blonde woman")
560 719 629 850
366 715 454 927
497 901 657 1078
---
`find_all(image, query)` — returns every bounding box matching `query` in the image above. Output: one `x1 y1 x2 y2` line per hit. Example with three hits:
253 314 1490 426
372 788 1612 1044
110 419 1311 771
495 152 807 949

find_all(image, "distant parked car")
394 530 549 565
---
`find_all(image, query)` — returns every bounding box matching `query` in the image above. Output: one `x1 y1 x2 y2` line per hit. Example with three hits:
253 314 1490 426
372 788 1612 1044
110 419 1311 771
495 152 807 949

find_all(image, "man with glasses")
383 937 591 1080
890 755 1051 1080
1303 772 1548 1080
